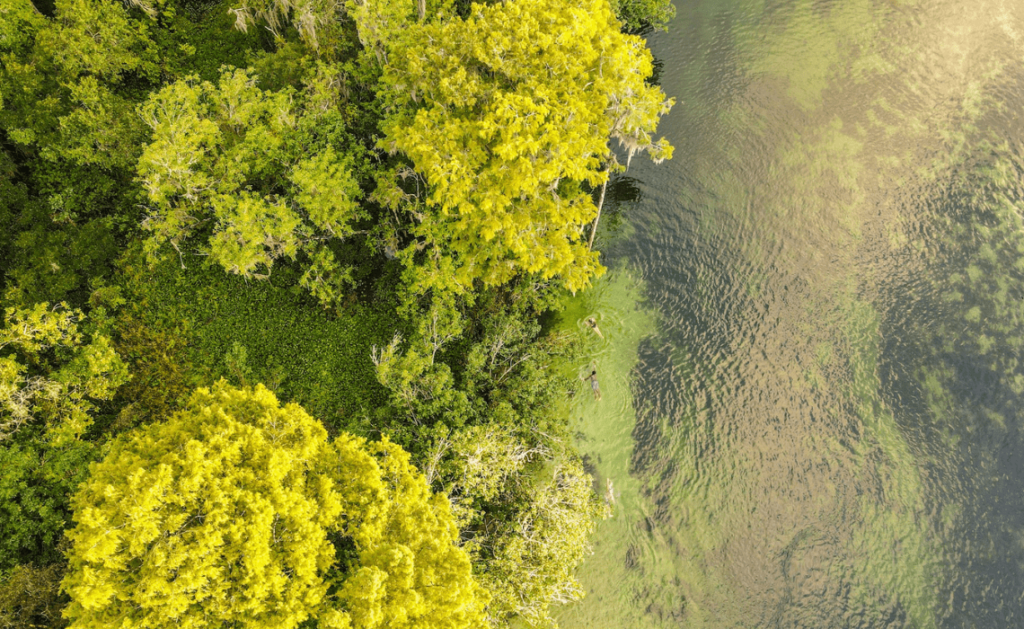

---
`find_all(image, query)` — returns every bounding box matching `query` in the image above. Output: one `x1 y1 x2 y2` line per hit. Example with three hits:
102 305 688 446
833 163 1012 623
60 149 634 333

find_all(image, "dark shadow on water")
875 141 1024 627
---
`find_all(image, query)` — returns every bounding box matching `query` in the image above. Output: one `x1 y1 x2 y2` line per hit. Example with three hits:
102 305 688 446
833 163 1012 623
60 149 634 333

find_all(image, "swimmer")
586 370 602 400
585 316 604 339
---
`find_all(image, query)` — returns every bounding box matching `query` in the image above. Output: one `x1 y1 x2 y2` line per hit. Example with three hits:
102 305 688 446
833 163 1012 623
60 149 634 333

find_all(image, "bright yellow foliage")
62 382 488 629
381 0 673 295
334 439 489 628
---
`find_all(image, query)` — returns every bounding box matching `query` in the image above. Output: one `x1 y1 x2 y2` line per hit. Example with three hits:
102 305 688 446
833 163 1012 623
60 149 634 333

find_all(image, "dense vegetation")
0 0 673 626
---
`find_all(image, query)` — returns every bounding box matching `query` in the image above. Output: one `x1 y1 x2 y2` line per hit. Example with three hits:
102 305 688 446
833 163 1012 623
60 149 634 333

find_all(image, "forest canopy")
0 0 673 625
62 382 488 629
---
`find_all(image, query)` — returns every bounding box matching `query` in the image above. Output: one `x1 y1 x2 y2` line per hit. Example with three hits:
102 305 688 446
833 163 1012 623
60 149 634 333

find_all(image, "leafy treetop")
137 65 366 305
62 382 488 629
0 302 129 445
379 0 674 297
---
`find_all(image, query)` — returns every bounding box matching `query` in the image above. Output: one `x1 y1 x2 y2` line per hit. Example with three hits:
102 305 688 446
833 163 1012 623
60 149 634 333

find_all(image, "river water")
558 0 1024 627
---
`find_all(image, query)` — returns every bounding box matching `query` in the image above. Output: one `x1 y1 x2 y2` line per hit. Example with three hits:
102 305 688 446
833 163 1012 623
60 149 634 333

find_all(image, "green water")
559 0 1024 626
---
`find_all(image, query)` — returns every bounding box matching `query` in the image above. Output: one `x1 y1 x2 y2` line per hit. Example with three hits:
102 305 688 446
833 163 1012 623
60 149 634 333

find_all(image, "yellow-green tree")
0 0 157 170
62 382 487 629
331 438 490 629
0 302 129 445
379 0 674 296
480 459 608 626
0 301 130 599
136 65 365 304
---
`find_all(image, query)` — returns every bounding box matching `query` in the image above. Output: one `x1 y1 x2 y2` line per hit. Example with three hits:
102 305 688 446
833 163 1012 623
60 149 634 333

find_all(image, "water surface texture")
559 0 1024 627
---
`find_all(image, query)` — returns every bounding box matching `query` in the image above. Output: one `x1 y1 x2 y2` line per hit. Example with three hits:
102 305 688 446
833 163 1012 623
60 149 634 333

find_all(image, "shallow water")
559 0 1024 627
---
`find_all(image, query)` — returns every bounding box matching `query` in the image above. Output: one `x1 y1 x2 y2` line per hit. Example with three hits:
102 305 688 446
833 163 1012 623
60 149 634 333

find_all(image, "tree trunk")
418 0 426 21
587 176 609 251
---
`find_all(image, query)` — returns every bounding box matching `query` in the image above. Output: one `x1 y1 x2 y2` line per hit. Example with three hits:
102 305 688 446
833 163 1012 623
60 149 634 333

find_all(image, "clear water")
558 0 1024 626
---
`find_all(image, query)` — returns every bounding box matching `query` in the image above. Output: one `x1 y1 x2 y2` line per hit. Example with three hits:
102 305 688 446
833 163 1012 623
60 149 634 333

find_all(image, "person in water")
586 370 602 400
604 477 616 508
585 316 604 339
